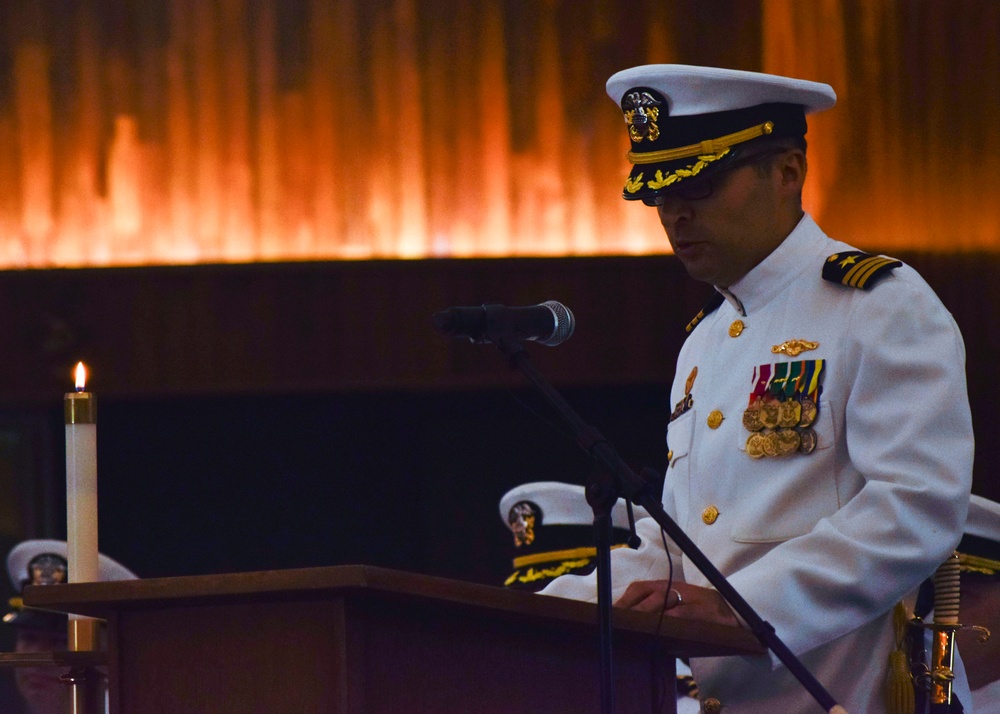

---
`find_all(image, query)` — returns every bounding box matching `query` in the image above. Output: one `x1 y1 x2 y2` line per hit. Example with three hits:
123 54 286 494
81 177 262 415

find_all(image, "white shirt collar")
715 213 835 316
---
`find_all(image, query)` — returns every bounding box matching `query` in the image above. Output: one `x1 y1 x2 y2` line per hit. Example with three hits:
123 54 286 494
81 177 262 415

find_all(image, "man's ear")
776 149 807 195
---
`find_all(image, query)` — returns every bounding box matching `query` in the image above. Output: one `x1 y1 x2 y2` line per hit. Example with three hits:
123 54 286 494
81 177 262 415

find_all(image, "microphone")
433 301 575 347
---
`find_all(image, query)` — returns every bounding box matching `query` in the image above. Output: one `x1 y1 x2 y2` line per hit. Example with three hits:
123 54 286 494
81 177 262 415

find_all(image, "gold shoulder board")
686 292 725 333
822 251 902 290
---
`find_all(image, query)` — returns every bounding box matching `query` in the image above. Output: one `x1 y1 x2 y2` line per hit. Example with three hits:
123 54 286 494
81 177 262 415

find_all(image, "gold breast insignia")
771 339 819 357
685 366 698 395
670 366 698 422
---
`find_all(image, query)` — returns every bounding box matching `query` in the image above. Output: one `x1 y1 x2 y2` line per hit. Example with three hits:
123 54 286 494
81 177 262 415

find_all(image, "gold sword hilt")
929 552 960 704
917 552 991 704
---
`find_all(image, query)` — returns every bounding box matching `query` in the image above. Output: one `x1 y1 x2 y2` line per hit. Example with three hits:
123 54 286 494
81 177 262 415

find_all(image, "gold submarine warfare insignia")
771 340 819 357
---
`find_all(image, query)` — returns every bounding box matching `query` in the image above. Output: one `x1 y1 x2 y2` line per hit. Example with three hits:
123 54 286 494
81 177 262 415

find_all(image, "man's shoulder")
812 246 961 346
816 246 947 312
807 217 922 295
820 250 903 291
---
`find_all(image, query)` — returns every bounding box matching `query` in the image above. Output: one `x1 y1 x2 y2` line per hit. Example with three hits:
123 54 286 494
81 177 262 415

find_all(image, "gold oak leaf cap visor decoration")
606 64 836 203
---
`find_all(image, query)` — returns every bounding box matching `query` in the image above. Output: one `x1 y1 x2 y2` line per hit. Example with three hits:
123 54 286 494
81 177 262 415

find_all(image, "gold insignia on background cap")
27 554 67 587
508 501 538 548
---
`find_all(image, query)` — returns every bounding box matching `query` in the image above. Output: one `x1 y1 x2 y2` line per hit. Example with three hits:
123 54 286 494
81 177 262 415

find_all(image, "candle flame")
74 362 87 391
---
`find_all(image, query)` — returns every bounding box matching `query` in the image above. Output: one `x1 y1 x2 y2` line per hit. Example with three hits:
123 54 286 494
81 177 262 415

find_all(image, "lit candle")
65 361 99 650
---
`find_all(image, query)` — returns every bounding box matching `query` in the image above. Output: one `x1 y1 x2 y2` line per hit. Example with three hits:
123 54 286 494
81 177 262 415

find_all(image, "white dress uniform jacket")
972 678 1000 714
540 213 975 713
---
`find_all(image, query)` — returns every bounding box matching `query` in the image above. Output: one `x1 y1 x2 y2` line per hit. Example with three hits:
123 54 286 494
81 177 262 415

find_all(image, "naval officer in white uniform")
539 64 974 713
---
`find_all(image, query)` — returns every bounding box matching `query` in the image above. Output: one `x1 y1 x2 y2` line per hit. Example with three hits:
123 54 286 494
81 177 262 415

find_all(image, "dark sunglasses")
641 148 788 206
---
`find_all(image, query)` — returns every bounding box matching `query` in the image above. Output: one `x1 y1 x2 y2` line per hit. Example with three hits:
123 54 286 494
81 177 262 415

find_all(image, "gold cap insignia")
28 554 67 587
622 91 662 143
508 501 538 548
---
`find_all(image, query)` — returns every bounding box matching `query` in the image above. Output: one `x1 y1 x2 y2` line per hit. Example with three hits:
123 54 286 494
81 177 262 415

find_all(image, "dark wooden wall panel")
0 257 710 399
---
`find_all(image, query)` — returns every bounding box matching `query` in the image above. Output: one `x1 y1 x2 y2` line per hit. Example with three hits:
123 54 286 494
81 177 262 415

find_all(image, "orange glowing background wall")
0 0 997 268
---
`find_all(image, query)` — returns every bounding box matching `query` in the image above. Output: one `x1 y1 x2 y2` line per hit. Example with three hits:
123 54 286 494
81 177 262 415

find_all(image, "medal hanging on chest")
744 360 824 458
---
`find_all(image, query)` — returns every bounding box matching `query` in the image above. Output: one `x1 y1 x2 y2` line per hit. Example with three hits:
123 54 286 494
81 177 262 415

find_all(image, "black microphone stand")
488 333 848 714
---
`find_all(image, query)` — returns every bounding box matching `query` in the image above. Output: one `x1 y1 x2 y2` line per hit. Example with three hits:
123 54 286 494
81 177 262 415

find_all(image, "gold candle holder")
65 391 97 425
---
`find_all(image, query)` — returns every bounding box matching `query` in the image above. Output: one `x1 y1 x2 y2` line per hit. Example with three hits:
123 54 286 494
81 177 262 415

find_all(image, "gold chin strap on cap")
958 551 1000 575
627 121 774 165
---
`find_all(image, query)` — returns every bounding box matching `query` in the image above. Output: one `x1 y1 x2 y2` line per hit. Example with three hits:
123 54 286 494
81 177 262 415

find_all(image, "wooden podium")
25 565 762 714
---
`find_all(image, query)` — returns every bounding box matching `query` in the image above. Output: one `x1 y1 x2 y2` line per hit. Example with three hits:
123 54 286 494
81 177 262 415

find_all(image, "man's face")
654 152 796 288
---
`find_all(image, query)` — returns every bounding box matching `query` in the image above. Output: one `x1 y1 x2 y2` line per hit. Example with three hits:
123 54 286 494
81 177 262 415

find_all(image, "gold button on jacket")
702 505 720 525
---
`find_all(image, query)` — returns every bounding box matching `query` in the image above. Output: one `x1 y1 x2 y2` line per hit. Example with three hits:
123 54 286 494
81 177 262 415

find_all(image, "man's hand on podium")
615 580 741 628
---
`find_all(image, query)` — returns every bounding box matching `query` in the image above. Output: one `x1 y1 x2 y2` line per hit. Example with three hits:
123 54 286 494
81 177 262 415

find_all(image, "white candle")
65 362 99 593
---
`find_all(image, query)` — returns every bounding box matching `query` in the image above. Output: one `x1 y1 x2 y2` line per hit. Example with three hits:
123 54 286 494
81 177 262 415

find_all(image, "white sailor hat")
959 494 1000 577
499 481 648 591
605 64 836 204
4 539 138 629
